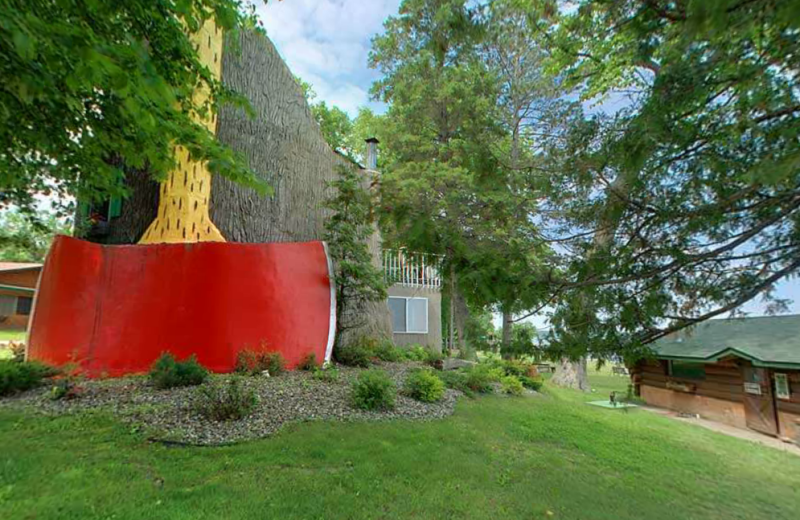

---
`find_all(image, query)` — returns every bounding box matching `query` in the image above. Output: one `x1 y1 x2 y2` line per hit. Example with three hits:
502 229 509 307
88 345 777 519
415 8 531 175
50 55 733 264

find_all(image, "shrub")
464 365 497 394
405 368 445 403
520 376 543 391
194 377 258 421
424 349 444 368
351 369 396 410
312 367 340 383
374 340 402 362
234 350 285 376
406 345 428 362
8 341 26 363
334 343 372 368
149 353 208 389
297 352 318 371
438 370 473 397
501 375 524 396
50 377 83 400
0 360 57 396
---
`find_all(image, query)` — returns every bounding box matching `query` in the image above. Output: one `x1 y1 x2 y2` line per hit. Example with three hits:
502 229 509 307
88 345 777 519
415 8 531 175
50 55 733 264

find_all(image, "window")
775 373 791 400
668 360 706 380
16 296 33 316
388 296 428 333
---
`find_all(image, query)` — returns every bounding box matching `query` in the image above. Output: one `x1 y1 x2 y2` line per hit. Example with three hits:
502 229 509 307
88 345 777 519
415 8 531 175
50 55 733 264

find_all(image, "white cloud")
256 0 400 117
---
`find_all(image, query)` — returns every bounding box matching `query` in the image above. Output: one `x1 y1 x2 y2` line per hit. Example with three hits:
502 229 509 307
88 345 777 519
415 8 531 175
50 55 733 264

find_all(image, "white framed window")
774 373 791 400
388 296 428 334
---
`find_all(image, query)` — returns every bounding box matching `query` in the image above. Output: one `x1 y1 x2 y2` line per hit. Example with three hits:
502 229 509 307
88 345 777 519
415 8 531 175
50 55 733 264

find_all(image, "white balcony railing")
382 249 443 289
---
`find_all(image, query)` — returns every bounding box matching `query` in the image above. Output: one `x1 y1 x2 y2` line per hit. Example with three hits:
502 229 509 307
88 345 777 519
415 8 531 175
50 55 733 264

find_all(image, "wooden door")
741 366 779 436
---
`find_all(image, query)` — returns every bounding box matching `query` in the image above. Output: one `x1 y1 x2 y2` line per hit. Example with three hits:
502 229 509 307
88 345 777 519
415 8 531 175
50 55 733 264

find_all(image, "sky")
257 0 401 117
255 1 800 328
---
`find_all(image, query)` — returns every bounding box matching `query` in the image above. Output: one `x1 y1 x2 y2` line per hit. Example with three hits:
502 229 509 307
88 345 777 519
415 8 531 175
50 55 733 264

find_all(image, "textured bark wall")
213 31 392 342
86 30 392 342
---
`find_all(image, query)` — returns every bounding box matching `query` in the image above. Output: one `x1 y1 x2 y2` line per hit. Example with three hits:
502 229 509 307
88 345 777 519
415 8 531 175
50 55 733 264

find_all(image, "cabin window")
668 360 706 380
774 373 791 400
388 296 428 334
15 296 33 316
0 295 16 317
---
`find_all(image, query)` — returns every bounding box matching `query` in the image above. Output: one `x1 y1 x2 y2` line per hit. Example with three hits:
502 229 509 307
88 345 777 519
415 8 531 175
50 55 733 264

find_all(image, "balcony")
382 249 443 290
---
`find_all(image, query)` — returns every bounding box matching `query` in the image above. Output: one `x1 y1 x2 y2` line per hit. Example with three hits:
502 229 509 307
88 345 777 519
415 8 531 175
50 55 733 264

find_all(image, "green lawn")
1 373 798 519
0 330 25 342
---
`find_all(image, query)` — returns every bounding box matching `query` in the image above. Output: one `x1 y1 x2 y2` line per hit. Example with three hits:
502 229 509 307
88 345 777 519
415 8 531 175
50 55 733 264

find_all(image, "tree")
297 78 354 155
0 209 70 262
524 1 800 362
0 0 267 221
324 165 387 350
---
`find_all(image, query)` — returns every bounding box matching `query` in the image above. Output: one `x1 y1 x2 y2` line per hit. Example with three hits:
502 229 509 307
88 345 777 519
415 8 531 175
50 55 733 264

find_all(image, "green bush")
234 350 285 376
501 375 524 396
405 368 445 403
406 345 428 362
424 349 444 367
297 352 318 371
311 367 340 383
438 370 473 397
464 365 497 394
0 360 57 396
149 353 208 389
194 377 258 421
520 376 543 391
351 369 396 410
334 343 373 368
374 340 403 362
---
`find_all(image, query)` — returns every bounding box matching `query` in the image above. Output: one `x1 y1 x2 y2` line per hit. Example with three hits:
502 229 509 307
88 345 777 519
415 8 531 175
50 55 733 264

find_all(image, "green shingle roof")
651 315 800 369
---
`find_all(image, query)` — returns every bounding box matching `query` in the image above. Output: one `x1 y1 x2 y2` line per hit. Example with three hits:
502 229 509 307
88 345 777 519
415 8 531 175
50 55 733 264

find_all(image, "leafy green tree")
0 209 70 262
526 1 800 361
0 0 268 220
323 166 387 348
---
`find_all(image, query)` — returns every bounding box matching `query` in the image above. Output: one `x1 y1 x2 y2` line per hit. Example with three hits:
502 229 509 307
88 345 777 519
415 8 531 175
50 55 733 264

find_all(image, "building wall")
634 358 800 442
0 269 40 331
640 385 748 429
387 285 442 352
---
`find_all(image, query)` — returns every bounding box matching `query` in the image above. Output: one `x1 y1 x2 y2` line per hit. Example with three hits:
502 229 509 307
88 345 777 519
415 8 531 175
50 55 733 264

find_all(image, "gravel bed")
0 362 461 445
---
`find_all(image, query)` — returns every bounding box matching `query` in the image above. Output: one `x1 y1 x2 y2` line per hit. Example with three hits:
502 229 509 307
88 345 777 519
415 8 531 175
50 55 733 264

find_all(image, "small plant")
439 370 474 397
50 377 82 400
406 345 428 362
424 349 444 368
405 368 446 403
464 365 497 394
501 375 524 396
297 352 318 371
194 377 258 421
0 360 57 396
312 367 340 383
520 376 543 391
351 369 396 410
234 349 285 376
149 353 208 389
334 342 373 368
8 341 26 363
374 340 402 362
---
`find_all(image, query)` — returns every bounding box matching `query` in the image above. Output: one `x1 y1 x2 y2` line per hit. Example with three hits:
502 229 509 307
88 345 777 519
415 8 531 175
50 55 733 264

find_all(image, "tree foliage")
323 165 387 347
526 0 800 358
0 209 70 262
0 0 269 220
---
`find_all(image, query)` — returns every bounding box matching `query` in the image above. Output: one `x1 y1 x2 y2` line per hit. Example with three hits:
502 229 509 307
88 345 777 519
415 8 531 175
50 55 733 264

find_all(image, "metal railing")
382 249 443 289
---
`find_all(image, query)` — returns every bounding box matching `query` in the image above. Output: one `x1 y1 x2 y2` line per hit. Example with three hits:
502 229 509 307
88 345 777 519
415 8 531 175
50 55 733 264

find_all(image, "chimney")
365 137 379 171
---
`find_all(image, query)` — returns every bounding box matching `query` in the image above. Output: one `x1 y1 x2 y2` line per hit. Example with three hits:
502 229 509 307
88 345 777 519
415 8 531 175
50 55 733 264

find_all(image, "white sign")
743 382 762 395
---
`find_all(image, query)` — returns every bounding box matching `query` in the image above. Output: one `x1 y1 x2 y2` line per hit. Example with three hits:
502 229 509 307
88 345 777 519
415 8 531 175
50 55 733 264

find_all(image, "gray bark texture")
551 358 590 392
89 30 392 341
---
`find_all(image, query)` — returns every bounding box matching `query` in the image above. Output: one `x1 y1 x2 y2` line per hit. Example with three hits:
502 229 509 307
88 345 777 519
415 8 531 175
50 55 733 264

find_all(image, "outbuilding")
0 262 41 332
632 315 800 443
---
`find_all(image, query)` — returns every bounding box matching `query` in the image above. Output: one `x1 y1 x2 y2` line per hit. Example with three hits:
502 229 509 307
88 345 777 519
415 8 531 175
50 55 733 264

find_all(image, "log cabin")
632 315 800 443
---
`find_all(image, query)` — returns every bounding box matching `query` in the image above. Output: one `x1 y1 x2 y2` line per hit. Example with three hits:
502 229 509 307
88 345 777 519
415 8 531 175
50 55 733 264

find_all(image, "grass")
1 371 799 519
0 330 25 342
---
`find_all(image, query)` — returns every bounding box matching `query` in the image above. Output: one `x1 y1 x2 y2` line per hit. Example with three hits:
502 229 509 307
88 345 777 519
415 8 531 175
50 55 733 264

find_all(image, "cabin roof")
652 315 800 369
0 262 42 273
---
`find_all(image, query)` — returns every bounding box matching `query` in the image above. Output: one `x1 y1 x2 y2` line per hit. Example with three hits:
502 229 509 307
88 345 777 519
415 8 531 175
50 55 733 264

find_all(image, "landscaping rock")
0 362 461 446
442 358 477 371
